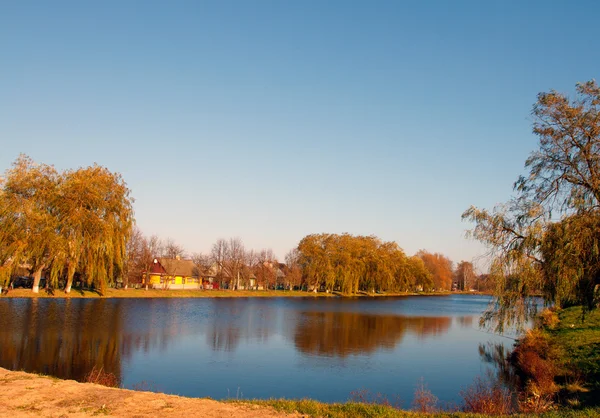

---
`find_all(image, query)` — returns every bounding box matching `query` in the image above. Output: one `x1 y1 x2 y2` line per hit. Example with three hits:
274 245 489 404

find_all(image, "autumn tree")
0 156 59 292
285 248 303 290
407 256 434 292
454 261 476 291
0 155 134 294
296 233 429 294
51 164 134 294
417 250 453 291
463 80 600 330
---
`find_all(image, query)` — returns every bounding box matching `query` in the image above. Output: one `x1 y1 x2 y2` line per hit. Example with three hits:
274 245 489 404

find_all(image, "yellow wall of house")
149 274 161 285
148 274 199 286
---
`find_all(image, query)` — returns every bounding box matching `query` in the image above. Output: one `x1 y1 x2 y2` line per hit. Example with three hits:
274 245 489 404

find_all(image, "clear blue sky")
1 1 598 270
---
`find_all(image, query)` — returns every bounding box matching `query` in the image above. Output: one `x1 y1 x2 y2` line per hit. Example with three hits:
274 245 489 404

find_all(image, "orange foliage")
416 251 453 291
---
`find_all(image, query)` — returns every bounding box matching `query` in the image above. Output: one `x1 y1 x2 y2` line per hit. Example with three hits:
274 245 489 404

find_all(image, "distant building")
144 256 201 289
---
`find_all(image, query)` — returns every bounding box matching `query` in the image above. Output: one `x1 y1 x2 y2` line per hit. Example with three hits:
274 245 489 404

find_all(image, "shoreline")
0 288 490 299
1 367 597 418
0 367 296 418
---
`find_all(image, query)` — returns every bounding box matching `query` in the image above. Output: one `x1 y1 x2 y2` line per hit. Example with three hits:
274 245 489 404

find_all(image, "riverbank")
0 288 334 298
1 368 599 418
0 288 481 299
0 367 297 418
508 305 600 412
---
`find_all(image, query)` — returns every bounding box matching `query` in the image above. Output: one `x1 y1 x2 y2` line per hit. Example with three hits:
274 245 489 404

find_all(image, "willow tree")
463 80 600 330
0 156 134 294
0 155 59 292
296 233 425 293
51 164 134 294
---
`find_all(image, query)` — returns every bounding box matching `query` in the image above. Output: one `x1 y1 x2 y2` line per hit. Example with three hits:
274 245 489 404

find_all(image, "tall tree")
417 250 453 291
285 248 303 290
0 155 59 292
211 239 227 289
0 156 134 294
463 80 600 330
454 261 476 291
224 237 245 289
52 164 134 294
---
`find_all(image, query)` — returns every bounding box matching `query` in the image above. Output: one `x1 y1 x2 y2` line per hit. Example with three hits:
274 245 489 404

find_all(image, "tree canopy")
463 80 600 330
0 155 134 293
297 233 433 293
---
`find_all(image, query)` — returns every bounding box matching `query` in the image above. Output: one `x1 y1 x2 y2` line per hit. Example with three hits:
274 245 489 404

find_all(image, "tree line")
1 156 476 295
126 229 478 294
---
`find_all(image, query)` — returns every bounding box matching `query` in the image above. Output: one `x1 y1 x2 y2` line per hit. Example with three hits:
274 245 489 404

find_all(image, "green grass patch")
549 306 600 405
231 399 600 417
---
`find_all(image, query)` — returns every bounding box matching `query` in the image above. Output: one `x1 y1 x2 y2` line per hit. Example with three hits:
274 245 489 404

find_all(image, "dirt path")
0 368 299 418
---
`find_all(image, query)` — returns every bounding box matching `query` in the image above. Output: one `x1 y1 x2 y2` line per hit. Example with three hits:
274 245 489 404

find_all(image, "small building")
144 257 201 289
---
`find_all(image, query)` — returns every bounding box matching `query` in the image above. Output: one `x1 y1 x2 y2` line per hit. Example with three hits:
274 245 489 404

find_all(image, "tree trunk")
65 262 76 293
32 264 45 293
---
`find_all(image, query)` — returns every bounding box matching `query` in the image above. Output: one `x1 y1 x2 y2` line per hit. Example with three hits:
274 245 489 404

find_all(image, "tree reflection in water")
293 311 452 357
206 299 276 352
478 342 520 391
0 296 509 402
0 299 122 384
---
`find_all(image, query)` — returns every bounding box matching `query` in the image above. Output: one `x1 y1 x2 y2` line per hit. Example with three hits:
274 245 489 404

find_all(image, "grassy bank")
233 399 600 417
2 367 600 418
0 287 336 298
508 305 600 413
550 306 600 405
0 287 474 299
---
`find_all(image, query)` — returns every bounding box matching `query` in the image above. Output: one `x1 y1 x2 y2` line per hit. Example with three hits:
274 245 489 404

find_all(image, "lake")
0 294 515 406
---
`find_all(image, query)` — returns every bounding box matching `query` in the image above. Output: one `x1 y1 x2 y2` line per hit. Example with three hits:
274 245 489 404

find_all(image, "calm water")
0 295 514 405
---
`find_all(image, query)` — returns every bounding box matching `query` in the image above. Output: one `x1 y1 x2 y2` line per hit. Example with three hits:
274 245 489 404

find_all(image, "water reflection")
0 296 513 403
0 299 122 383
293 311 452 357
479 342 519 388
206 299 276 352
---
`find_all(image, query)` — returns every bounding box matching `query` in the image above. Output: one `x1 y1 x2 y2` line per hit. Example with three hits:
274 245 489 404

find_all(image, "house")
144 256 201 289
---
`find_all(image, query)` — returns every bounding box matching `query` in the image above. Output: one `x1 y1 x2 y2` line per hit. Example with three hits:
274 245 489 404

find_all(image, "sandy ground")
0 368 299 418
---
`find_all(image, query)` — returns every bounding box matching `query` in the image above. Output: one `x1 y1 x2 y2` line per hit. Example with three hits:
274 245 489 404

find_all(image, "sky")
1 1 599 271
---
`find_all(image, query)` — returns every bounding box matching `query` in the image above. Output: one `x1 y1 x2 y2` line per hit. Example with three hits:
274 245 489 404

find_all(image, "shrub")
460 375 515 414
349 388 402 409
412 378 438 413
511 328 564 411
84 366 119 388
538 308 560 330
